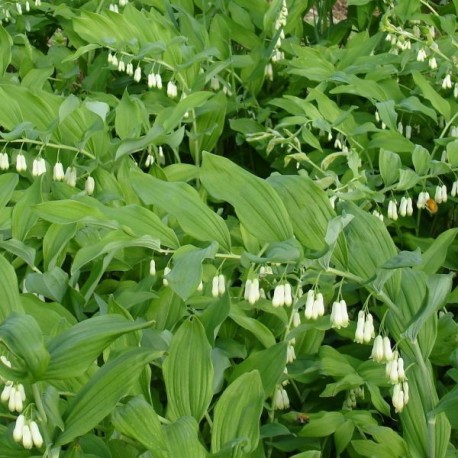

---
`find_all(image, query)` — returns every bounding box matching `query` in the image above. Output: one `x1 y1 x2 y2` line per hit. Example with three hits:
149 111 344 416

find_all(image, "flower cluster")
273 385 290 410
399 197 414 217
13 415 43 449
244 278 261 305
32 158 46 177
330 300 349 329
354 311 375 343
147 72 163 89
166 81 178 99
0 357 26 413
304 290 325 320
0 152 8 170
370 335 394 363
272 282 293 307
434 185 448 204
211 274 226 298
344 386 364 409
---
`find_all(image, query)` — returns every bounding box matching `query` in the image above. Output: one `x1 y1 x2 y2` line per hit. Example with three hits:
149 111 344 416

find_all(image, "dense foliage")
0 0 457 457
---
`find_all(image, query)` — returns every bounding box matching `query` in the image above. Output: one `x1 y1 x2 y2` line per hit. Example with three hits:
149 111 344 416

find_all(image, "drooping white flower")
145 154 155 167
264 63 273 82
304 289 314 319
313 292 325 318
64 166 77 187
399 197 408 217
218 274 225 296
388 200 398 221
435 185 443 203
292 311 301 328
149 259 156 276
286 343 296 364
283 282 293 306
0 152 9 170
406 197 413 216
454 83 458 99
363 313 375 343
383 336 394 362
16 3 23 14
440 184 447 203
29 421 43 448
16 153 27 173
118 59 126 72
248 278 260 305
417 191 430 209
22 423 33 449
451 180 458 197
13 414 25 443
85 176 95 195
397 357 406 382
53 162 65 181
133 66 142 83
416 48 427 62
155 74 163 89
354 310 366 344
147 72 157 89
429 57 437 70
272 284 285 307
211 275 219 298
167 81 178 99
32 158 46 177
442 73 452 90
371 335 385 362
373 210 384 222
273 386 290 410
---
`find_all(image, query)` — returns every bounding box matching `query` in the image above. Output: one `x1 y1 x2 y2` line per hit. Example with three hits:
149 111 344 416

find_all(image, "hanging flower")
16 153 27 173
53 162 65 181
0 152 9 170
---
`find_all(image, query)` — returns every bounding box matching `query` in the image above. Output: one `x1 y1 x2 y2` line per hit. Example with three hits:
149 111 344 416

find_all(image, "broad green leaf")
414 228 458 274
446 140 458 166
230 305 276 348
45 315 154 379
320 346 357 378
299 412 345 437
43 223 77 271
0 25 12 76
163 318 214 422
72 232 160 274
268 175 335 252
25 267 68 302
429 385 458 429
375 100 397 131
351 439 397 458
396 168 419 191
211 371 264 455
0 239 35 267
403 273 453 346
0 254 24 321
132 170 231 251
55 348 161 446
168 243 218 300
412 145 431 175
112 396 167 455
379 150 400 186
229 342 287 396
364 425 408 457
0 314 50 381
164 416 208 458
201 152 293 242
398 96 437 122
412 71 451 120
382 249 422 269
334 420 355 454
12 178 42 241
115 91 148 139
0 173 18 209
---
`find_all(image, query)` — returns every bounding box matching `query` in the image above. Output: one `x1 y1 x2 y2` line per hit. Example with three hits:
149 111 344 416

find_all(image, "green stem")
2 139 95 160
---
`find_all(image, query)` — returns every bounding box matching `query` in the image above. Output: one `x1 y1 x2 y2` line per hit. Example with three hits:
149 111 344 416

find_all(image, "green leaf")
229 342 287 396
268 175 335 252
43 223 77 271
0 314 50 381
375 100 397 131
0 25 12 76
0 254 24 321
396 168 419 191
12 178 42 241
382 249 422 269
230 305 276 348
403 273 453 345
25 267 68 302
414 228 458 274
45 315 154 379
115 91 148 139
163 318 214 422
446 140 458 167
164 416 208 458
0 239 35 268
429 385 458 429
299 412 345 437
379 150 400 186
0 173 18 209
211 371 264 455
412 145 431 175
168 243 218 300
412 71 451 120
112 396 167 454
132 170 231 251
72 232 160 274
55 348 160 446
201 152 293 243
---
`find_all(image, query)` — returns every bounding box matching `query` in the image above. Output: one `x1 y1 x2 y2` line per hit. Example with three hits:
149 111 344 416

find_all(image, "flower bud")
354 311 365 344
272 284 285 307
383 336 393 361
149 259 156 276
286 343 296 364
16 153 27 173
133 66 142 83
211 275 219 298
292 311 301 328
363 313 375 343
163 266 171 286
